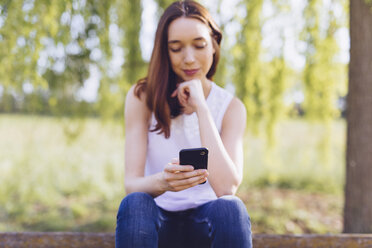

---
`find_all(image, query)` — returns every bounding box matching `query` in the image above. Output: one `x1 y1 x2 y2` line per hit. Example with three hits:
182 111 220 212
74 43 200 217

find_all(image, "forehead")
168 17 211 41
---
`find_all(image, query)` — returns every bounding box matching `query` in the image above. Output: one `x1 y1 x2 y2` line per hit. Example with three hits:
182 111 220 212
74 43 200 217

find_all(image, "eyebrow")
168 37 206 44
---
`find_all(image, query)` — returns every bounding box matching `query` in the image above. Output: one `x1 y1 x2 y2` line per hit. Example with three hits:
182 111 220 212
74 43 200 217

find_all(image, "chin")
182 74 200 81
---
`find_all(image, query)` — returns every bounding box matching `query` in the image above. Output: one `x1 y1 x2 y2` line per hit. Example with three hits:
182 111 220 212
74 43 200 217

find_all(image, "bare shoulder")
224 97 246 121
125 84 151 124
221 97 247 132
126 84 146 104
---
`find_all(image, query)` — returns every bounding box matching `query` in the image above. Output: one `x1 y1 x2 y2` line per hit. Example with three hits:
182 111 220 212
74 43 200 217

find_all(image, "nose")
183 47 195 64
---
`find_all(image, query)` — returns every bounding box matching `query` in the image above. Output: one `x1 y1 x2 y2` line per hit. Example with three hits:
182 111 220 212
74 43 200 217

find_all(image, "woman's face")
167 17 215 83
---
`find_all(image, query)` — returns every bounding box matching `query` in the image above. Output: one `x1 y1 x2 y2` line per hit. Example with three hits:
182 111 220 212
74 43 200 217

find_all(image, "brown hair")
135 0 222 138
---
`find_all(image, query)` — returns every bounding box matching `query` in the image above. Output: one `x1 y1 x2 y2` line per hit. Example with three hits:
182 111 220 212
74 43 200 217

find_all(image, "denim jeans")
115 192 252 248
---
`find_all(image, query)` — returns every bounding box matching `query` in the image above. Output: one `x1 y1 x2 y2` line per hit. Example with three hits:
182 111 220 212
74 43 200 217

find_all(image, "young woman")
115 1 252 247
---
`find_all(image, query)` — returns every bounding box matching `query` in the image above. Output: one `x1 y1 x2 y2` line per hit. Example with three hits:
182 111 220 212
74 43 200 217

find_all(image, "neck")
201 78 212 99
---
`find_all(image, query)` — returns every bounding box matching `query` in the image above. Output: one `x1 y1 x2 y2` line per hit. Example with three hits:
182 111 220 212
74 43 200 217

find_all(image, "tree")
233 0 265 133
344 0 372 233
302 0 343 122
0 0 113 116
97 0 144 121
301 0 347 168
0 0 348 140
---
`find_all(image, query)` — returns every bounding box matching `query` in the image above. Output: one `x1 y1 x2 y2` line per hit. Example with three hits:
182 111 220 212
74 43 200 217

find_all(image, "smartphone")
179 147 208 170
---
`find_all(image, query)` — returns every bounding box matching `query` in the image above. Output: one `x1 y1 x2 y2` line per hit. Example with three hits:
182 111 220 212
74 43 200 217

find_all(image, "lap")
158 195 250 248
158 208 210 248
117 194 251 248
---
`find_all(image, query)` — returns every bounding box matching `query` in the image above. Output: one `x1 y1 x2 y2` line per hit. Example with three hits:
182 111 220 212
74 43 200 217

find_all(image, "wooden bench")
1 232 372 247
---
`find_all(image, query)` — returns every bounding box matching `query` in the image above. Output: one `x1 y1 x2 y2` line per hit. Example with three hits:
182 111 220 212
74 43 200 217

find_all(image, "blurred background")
0 0 349 233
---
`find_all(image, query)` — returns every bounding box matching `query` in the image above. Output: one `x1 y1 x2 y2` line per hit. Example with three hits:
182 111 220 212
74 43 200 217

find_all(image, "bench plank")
253 234 372 248
1 232 372 247
0 232 115 248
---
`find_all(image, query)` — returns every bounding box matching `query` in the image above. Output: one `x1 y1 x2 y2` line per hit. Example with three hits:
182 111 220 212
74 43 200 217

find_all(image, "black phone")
179 147 208 170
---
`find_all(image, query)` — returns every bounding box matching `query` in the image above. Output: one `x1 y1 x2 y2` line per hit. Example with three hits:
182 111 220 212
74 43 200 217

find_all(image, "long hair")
135 0 222 138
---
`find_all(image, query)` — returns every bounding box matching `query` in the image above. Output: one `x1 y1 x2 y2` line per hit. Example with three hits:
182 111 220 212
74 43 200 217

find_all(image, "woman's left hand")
171 79 207 114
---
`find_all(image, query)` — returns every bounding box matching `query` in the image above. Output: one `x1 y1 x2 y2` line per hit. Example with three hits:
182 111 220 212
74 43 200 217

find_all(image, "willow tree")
0 0 68 113
233 0 264 133
301 0 346 168
264 0 292 144
302 0 343 122
119 1 145 86
0 0 146 120
0 0 113 117
97 0 145 120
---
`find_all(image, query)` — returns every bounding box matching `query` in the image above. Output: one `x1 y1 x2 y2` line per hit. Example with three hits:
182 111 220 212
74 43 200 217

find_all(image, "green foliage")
242 118 345 195
0 0 349 142
265 56 288 145
299 0 348 168
301 0 347 122
155 0 176 13
0 0 136 120
117 0 145 85
233 0 265 134
232 0 292 143
0 114 124 231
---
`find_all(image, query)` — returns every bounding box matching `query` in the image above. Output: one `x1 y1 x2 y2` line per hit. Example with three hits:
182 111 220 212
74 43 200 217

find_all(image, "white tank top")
145 82 233 211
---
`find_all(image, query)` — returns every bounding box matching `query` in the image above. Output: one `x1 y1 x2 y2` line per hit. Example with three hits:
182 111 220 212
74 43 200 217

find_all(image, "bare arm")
197 97 246 196
124 86 165 197
124 85 208 197
174 80 246 197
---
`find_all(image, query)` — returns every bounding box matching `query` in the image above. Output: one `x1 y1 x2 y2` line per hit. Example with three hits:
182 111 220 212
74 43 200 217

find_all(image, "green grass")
241 119 345 194
0 114 125 231
0 114 345 233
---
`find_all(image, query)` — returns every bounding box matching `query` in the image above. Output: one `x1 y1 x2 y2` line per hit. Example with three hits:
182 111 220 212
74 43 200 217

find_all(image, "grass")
242 119 345 194
0 114 345 233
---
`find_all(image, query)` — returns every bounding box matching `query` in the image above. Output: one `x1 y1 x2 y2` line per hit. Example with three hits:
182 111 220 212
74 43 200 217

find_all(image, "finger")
178 94 187 107
180 85 190 98
179 88 191 106
172 175 208 191
167 169 207 181
174 173 207 187
171 88 178 98
164 163 194 173
171 157 179 164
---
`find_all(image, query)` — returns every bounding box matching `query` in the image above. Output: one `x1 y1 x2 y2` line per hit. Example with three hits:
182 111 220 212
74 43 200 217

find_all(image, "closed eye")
194 41 207 49
169 47 182 52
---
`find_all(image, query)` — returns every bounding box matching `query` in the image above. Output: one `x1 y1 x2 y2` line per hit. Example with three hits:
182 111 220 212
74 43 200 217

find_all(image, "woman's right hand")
161 158 209 192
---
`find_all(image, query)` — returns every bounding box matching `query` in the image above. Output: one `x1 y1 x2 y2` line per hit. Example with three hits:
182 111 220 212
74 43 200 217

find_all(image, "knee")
117 192 156 218
212 195 250 221
208 196 252 245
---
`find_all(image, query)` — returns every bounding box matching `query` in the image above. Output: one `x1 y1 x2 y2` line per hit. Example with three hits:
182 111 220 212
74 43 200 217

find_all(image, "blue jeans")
115 192 252 248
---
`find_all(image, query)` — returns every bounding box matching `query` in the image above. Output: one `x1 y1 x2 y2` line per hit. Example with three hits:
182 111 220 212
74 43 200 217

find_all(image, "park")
0 0 372 247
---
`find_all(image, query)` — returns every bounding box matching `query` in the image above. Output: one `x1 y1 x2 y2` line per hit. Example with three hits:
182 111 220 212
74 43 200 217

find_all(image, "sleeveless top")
145 82 233 211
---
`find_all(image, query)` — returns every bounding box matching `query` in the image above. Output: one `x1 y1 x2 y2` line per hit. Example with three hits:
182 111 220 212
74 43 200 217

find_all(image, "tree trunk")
344 0 372 233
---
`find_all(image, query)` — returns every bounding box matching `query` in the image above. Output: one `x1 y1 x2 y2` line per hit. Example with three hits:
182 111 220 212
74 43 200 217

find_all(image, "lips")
183 69 199 76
